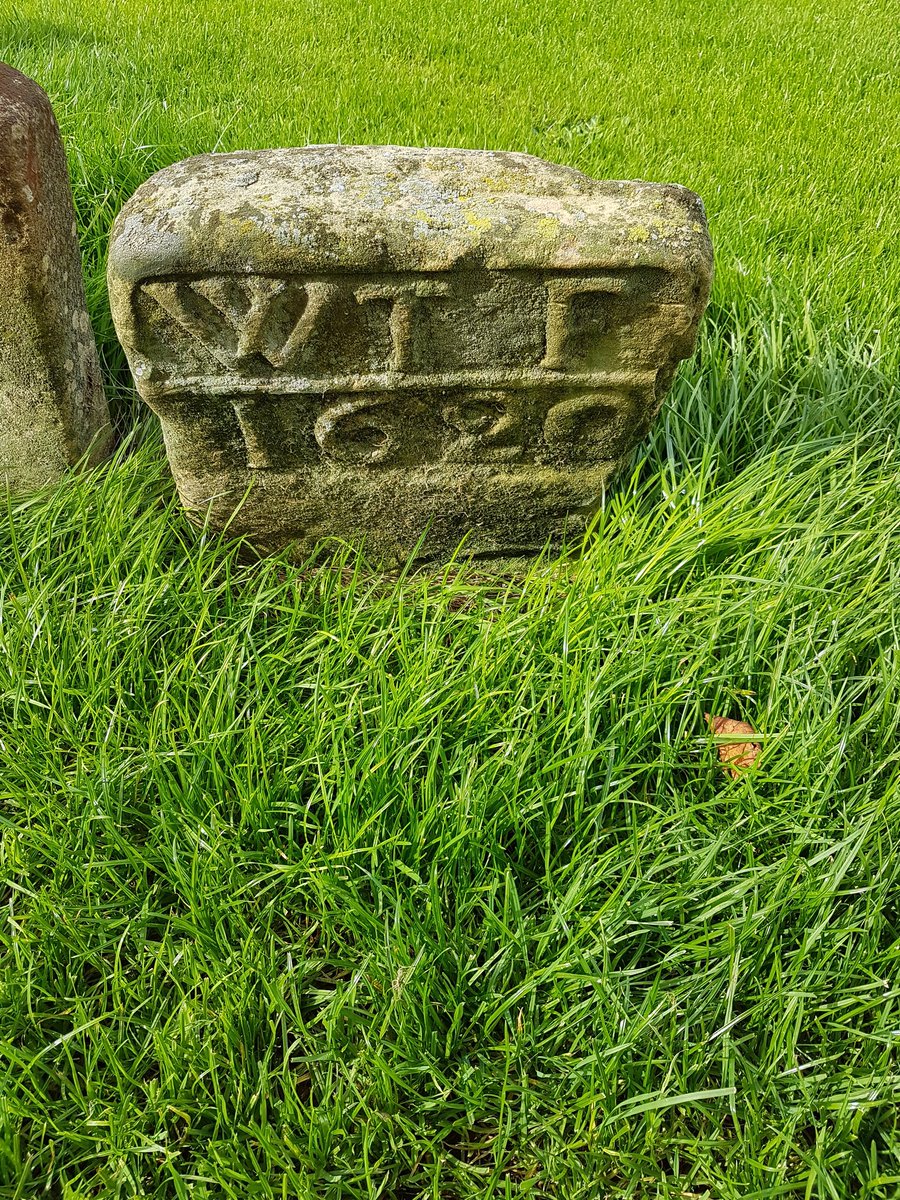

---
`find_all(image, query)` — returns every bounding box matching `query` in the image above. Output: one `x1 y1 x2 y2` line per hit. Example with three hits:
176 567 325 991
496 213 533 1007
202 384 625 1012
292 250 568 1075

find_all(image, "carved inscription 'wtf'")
131 268 673 388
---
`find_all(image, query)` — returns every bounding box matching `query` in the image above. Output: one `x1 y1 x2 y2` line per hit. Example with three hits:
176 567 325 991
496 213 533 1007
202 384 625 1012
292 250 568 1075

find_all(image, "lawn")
1 1 900 1196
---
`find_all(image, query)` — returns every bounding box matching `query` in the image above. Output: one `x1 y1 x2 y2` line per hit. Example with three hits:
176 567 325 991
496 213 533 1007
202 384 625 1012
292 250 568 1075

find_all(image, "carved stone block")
108 146 712 564
0 63 111 491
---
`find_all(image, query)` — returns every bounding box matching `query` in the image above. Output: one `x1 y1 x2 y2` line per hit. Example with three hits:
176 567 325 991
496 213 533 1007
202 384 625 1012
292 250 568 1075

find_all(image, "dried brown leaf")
447 593 477 613
705 713 761 779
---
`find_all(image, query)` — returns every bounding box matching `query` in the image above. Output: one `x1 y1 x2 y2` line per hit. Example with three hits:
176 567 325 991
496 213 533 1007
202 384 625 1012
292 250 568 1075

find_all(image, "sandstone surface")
108 145 712 563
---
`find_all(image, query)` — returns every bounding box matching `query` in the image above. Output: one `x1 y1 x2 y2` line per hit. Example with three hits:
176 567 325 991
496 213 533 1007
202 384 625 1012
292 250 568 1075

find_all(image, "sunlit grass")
1 1 899 1195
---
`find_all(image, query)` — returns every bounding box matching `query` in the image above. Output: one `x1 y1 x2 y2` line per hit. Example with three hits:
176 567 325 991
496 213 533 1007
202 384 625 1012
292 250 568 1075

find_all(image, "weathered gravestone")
108 146 712 564
0 63 111 491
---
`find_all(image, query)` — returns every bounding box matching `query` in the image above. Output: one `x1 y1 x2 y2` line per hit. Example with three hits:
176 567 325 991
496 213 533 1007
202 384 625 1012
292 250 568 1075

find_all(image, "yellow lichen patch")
537 217 560 238
628 225 650 242
463 210 492 232
479 174 519 193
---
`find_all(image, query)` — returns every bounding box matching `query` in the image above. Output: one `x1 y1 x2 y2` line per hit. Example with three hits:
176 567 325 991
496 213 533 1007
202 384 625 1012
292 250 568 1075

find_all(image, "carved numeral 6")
314 396 409 464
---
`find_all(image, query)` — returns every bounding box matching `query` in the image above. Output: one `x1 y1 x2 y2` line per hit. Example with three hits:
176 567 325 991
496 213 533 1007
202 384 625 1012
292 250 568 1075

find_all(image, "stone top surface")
0 60 53 119
109 145 713 283
1 63 60 247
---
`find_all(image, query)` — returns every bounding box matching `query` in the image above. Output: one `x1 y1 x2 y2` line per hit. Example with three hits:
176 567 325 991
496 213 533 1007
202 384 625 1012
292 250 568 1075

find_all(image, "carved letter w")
142 276 338 370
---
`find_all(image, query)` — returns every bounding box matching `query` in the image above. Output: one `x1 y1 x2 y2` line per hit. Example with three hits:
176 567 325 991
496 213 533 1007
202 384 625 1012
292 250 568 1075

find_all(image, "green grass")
2 1 900 1196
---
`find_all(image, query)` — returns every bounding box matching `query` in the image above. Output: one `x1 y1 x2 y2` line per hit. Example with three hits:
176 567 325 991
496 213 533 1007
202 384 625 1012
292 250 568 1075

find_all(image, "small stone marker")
0 63 111 491
108 146 712 564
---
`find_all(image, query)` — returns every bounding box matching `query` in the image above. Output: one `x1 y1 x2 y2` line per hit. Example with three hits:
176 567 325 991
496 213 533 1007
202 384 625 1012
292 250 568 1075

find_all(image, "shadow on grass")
0 16 102 62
